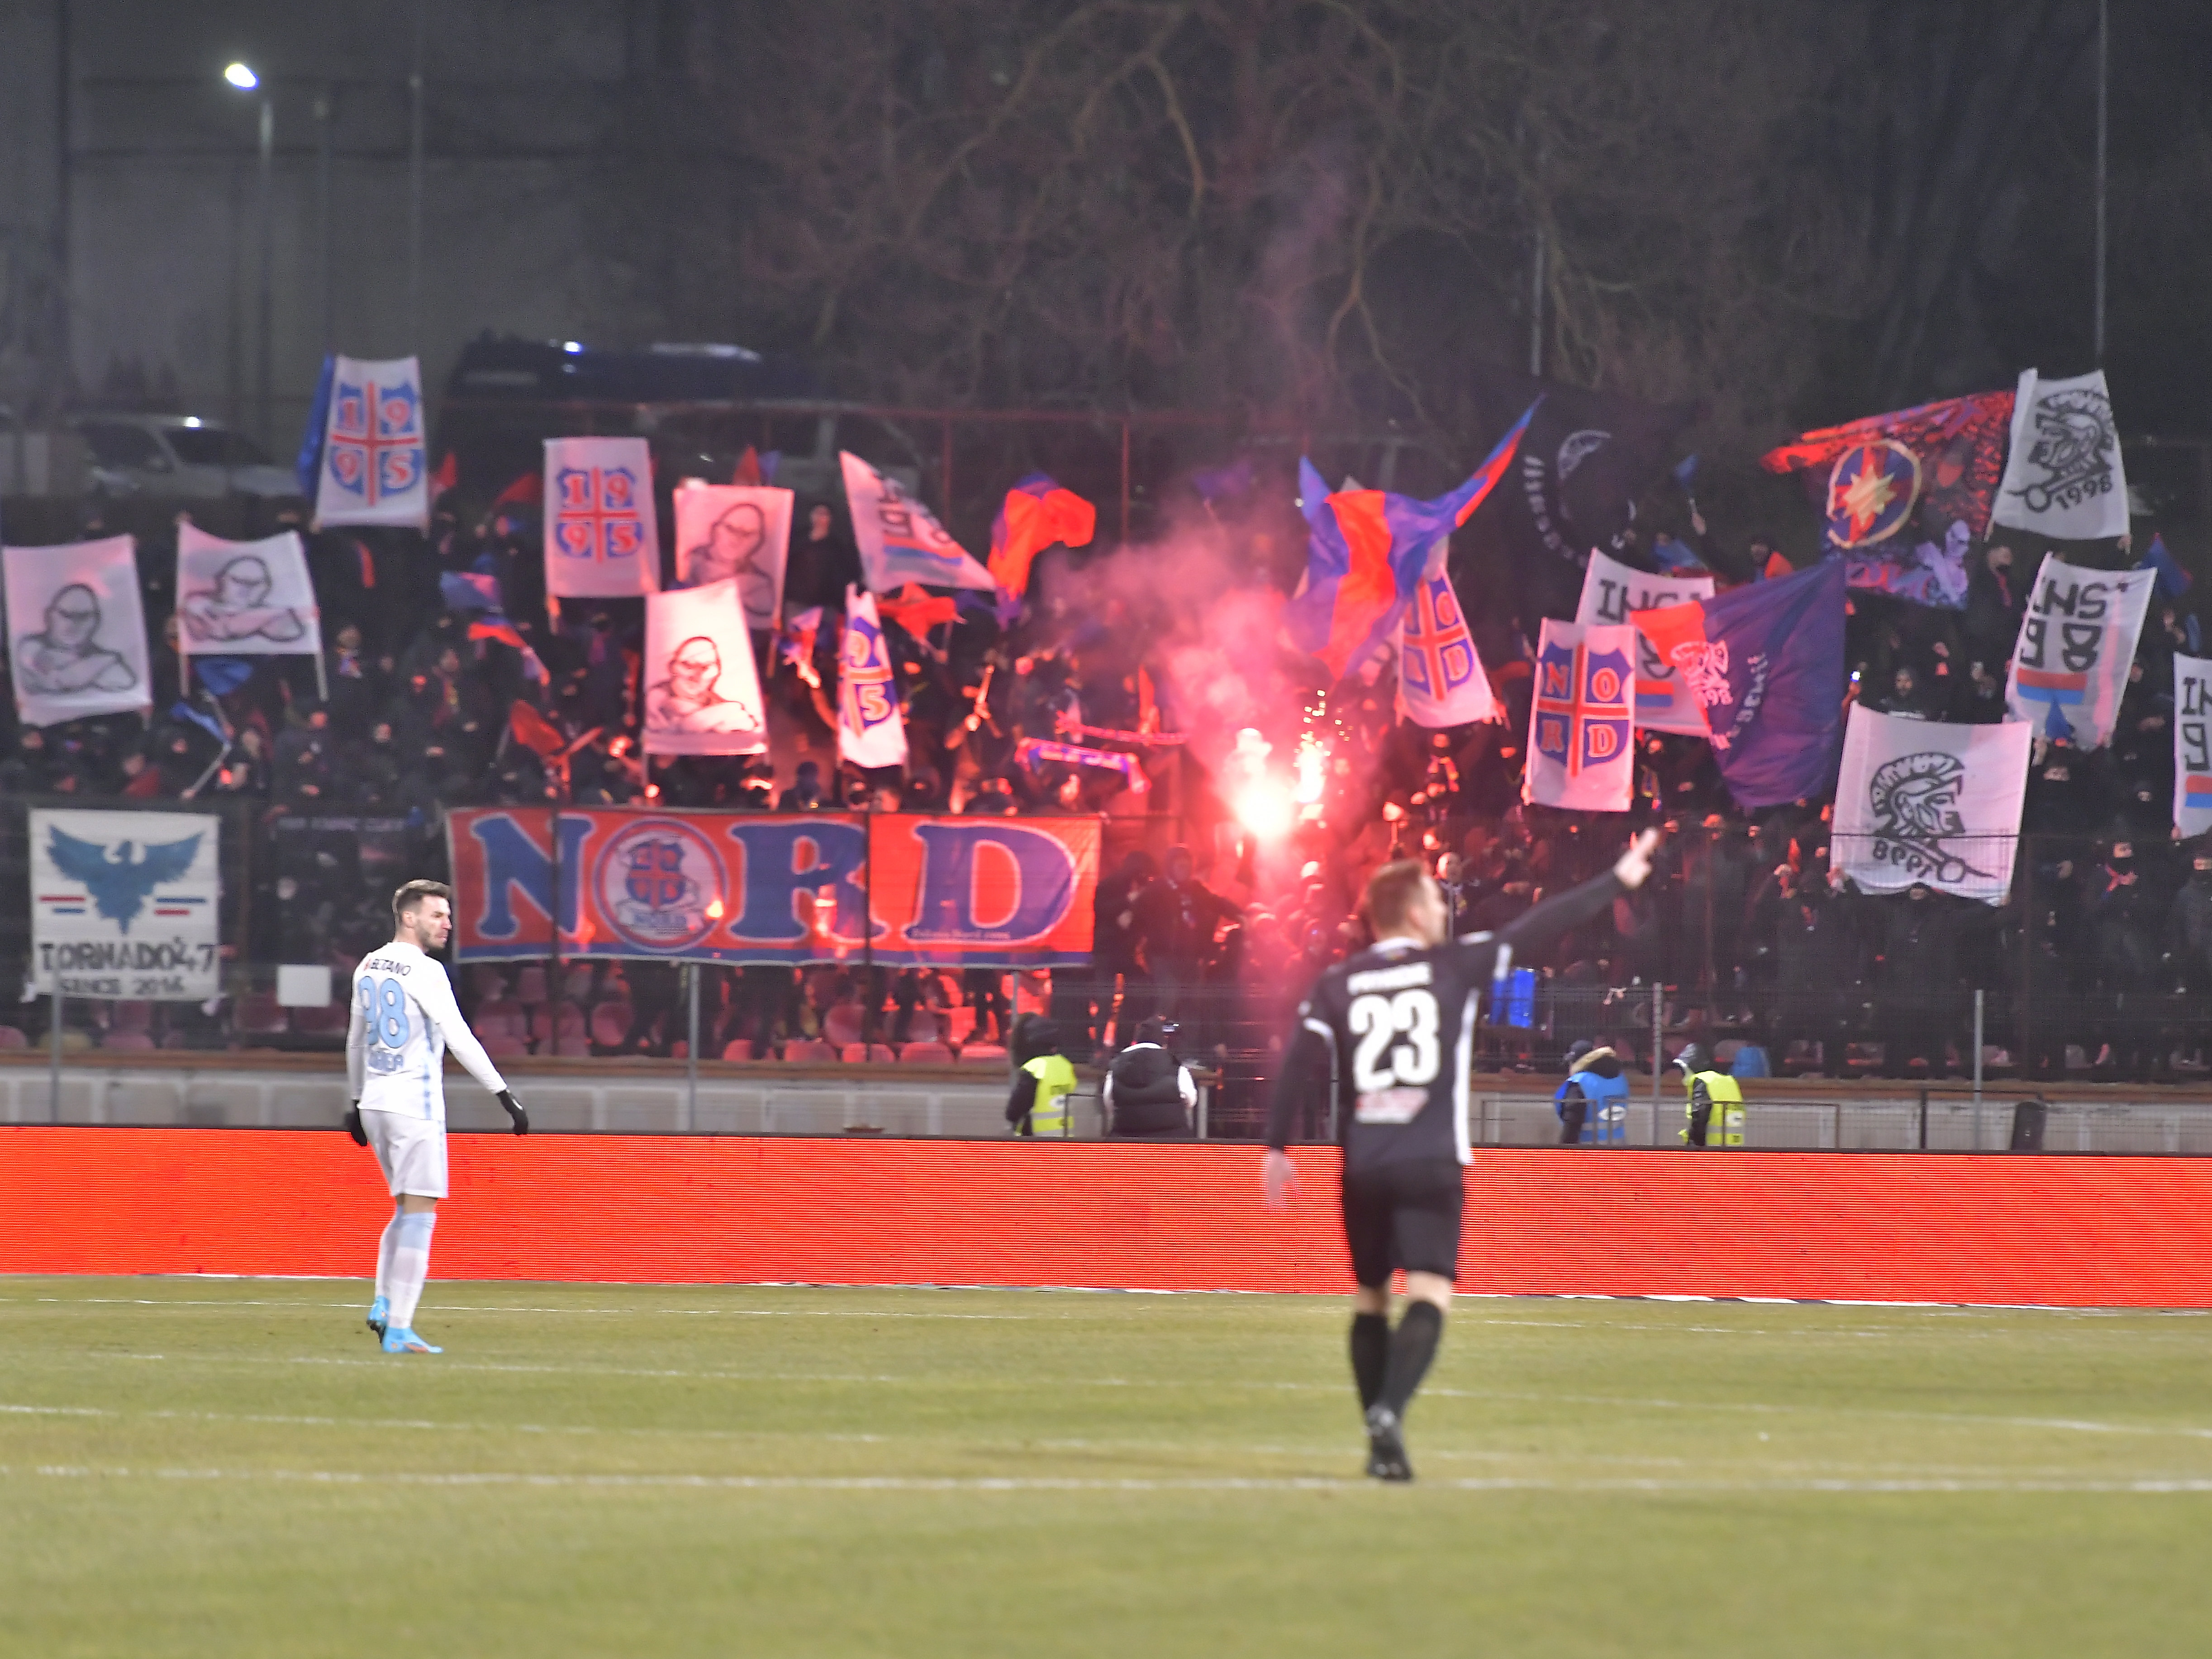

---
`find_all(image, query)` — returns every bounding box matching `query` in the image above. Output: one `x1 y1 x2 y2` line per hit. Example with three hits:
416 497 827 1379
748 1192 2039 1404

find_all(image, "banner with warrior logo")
2005 553 2155 746
3 535 151 727
310 355 429 531
1396 566 1496 727
545 437 660 598
672 481 792 630
1832 704 2028 905
445 808 1098 968
642 579 766 758
1522 619 1634 812
837 585 909 770
1993 369 2130 542
1575 547 1713 734
2174 655 2212 841
176 522 322 659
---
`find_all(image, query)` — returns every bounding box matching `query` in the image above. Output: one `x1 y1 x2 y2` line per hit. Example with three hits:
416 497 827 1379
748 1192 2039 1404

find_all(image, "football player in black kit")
1264 828 1660 1481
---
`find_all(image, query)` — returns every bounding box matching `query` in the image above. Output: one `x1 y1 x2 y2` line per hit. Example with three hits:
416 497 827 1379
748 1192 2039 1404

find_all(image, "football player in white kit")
344 879 528 1354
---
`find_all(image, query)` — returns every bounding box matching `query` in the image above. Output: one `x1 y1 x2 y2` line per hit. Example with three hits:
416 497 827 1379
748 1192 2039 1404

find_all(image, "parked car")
74 413 304 510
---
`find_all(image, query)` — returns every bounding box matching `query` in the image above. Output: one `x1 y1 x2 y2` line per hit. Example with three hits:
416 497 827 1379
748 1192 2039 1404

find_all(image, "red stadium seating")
958 1044 1008 1065
823 1004 865 1048
512 965 549 1008
589 1003 634 1051
841 1043 897 1064
0 1026 28 1050
99 1030 155 1051
780 1040 837 1063
233 995 288 1037
899 1041 954 1064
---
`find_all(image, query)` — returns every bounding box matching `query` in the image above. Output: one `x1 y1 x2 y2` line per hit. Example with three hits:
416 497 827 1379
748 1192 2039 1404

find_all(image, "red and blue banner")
1760 389 2014 548
445 809 1099 969
1286 403 1535 679
989 473 1095 597
1630 558 1848 810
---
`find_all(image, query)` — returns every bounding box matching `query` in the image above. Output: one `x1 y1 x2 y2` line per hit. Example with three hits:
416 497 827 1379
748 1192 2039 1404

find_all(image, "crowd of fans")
3 475 2210 1096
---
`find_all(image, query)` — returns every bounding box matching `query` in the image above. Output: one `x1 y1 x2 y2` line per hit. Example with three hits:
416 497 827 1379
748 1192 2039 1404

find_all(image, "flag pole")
2093 0 2109 366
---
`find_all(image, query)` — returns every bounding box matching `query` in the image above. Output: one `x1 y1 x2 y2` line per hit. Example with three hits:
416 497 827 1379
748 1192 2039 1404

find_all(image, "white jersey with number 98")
345 940 508 1123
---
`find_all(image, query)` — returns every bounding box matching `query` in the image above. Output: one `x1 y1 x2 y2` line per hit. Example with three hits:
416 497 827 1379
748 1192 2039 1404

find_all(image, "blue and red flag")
1629 557 1847 809
1287 402 1537 679
1760 390 2014 548
989 473 1095 597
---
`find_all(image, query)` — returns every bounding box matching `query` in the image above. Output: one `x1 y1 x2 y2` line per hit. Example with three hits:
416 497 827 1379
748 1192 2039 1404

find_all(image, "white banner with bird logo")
642 578 767 757
1831 704 2030 905
30 808 222 998
175 521 323 658
1991 368 2130 542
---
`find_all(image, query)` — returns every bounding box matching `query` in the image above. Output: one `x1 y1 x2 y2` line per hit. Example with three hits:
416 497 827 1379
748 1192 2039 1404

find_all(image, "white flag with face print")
672 481 792 630
642 579 767 757
175 521 322 658
3 535 152 727
1991 368 2130 542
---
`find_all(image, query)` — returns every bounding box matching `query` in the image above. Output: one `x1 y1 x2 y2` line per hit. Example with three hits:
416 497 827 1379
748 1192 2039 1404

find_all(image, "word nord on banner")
447 809 1099 968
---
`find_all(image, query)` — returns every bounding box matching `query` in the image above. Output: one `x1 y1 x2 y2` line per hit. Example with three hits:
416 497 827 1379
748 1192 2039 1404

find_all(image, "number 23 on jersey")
1350 988 1439 1123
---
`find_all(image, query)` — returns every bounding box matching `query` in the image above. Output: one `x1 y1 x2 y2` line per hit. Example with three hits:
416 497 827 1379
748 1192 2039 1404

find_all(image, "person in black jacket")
1104 1017 1196 1138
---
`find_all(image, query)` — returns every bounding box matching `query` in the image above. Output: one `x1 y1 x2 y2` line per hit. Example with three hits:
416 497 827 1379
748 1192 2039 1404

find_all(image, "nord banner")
446 809 1099 968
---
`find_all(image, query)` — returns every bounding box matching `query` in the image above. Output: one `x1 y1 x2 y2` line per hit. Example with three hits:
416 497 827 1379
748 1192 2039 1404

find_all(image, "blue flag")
295 354 335 499
1632 558 1847 808
2146 533 2192 600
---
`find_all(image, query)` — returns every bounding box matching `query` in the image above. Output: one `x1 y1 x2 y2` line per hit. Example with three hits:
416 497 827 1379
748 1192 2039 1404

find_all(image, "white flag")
1522 618 1635 812
312 355 430 531
642 579 767 758
2004 552 2154 747
839 452 994 592
3 535 151 727
837 585 909 770
1832 704 2029 905
176 522 322 659
2175 654 2212 840
672 481 792 631
1991 368 2129 542
31 807 221 999
545 436 661 598
1575 547 1714 736
1396 569 1495 727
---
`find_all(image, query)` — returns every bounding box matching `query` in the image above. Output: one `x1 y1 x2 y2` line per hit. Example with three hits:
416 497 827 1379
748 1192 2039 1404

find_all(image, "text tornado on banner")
175 522 322 661
31 807 222 998
1992 369 2130 543
1523 619 1635 812
1397 567 1495 727
545 436 660 599
2175 654 2212 841
311 355 429 532
1575 547 1713 735
2005 553 2154 747
1831 704 2030 905
3 535 152 727
642 579 766 758
837 585 909 770
839 452 995 593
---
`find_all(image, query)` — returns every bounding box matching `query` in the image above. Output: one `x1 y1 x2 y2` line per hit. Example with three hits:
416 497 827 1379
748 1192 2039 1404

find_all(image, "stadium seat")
291 1003 349 1037
536 1004 587 1050
109 1000 152 1033
945 1006 976 1043
900 1041 954 1065
781 1039 837 1063
233 995 288 1036
480 1031 528 1061
903 1009 943 1046
823 1004 865 1048
590 1003 634 1051
841 1043 897 1064
721 1038 766 1062
100 1030 156 1051
513 965 549 1008
0 1026 26 1050
562 963 596 1003
470 966 510 1002
958 1043 1008 1065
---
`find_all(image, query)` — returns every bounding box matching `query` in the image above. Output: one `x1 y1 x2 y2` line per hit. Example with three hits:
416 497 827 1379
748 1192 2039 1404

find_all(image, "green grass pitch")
4 1276 2209 1657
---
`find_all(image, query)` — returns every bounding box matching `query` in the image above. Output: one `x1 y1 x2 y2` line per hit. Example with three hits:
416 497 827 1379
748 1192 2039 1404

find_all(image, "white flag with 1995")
837 585 909 770
311 355 430 532
545 436 660 598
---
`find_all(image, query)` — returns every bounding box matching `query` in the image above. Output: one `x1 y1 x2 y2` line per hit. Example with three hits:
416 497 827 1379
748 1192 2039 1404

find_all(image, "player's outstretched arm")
1262 1021 1327 1207
420 963 511 1101
1478 828 1663 962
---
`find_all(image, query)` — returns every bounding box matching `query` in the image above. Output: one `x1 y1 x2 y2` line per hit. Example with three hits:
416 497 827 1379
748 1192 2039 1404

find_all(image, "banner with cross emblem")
1523 618 1635 812
544 436 661 598
311 355 429 532
1395 566 1496 727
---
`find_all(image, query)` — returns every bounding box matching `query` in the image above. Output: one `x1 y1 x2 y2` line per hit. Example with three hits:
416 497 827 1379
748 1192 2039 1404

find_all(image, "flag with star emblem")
1760 390 2015 550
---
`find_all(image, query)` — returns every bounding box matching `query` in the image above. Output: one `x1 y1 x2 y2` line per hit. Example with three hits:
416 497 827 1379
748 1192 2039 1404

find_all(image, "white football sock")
388 1211 437 1331
374 1207 403 1303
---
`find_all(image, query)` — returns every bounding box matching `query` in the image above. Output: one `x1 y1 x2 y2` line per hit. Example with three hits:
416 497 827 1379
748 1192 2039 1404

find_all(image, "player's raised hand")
1262 1148 1300 1209
343 1104 368 1147
1613 828 1661 892
498 1089 530 1136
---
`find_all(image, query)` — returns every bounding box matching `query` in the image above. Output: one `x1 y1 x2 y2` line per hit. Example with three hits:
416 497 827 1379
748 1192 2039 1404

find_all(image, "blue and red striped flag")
989 473 1095 596
1286 402 1537 679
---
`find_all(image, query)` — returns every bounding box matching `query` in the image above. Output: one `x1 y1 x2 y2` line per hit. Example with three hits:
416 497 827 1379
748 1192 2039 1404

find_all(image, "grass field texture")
4 1276 2210 1657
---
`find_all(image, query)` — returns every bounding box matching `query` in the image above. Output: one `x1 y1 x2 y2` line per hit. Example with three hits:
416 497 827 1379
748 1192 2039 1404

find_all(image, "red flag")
509 700 566 759
989 473 1095 596
880 582 959 638
732 446 764 487
430 451 459 499
353 537 376 589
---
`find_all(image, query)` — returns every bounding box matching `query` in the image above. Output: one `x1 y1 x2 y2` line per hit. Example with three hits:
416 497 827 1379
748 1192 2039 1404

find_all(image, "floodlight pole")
685 962 699 1132
1972 989 1986 1152
256 95 274 447
2093 0 2109 366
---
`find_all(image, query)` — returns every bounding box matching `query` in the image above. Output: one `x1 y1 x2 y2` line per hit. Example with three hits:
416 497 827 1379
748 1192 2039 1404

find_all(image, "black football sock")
1350 1312 1390 1411
1379 1302 1445 1418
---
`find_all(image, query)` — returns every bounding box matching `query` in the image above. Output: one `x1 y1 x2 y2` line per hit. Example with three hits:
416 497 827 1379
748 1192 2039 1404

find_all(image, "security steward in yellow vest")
1674 1043 1744 1148
1005 1020 1079 1137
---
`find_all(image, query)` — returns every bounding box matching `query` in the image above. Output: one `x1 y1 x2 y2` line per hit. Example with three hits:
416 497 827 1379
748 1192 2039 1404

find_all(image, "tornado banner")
29 808 222 999
445 809 1099 968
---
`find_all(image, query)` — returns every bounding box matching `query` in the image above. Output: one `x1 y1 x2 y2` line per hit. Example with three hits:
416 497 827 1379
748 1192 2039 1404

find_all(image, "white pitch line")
20 1297 1033 1320
10 1464 2212 1496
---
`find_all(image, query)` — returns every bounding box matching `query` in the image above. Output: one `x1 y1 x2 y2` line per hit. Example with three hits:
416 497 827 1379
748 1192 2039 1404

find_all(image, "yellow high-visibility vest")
1021 1055 1078 1137
1682 1069 1745 1147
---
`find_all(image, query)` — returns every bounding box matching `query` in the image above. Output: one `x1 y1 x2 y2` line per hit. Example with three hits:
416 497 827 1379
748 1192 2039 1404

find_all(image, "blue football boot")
366 1295 390 1341
381 1327 442 1355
